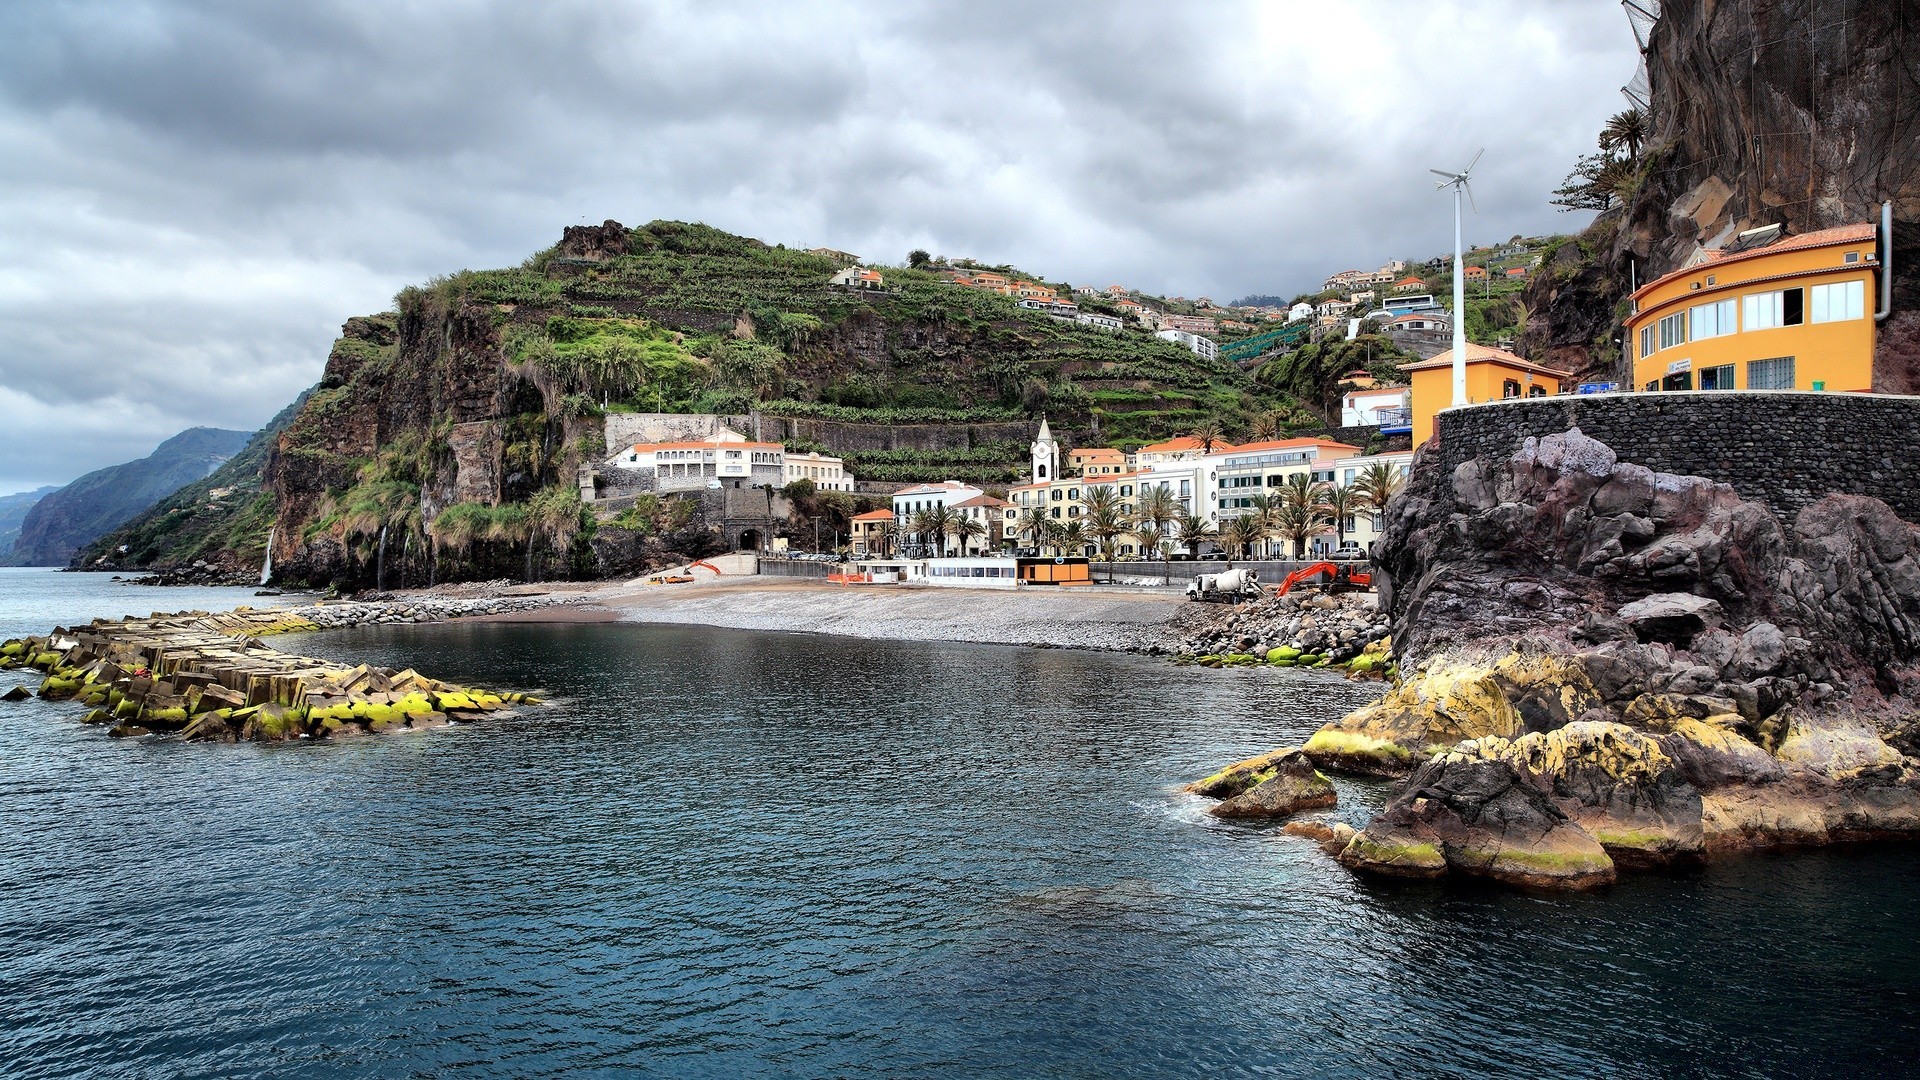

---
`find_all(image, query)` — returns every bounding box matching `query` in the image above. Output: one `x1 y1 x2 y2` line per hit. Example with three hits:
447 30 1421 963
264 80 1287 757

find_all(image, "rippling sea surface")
3 567 1918 1077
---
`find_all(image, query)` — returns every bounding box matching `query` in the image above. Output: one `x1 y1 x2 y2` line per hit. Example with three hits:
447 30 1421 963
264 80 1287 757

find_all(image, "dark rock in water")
1338 754 1615 890
1 685 30 702
1208 751 1336 820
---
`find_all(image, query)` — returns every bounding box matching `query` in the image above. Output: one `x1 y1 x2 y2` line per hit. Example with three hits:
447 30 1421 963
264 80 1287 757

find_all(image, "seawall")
1435 390 1920 522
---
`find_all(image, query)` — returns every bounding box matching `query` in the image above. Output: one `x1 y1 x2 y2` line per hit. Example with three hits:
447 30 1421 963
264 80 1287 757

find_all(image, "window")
1744 288 1804 329
1747 356 1795 390
1528 385 1547 397
1810 280 1865 323
1845 251 1860 264
1502 379 1521 398
1658 311 1687 349
1690 298 1738 339
1698 364 1736 390
1639 325 1655 358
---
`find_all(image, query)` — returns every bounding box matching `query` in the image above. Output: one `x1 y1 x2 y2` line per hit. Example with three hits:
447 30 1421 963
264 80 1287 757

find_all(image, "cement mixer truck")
1186 567 1262 603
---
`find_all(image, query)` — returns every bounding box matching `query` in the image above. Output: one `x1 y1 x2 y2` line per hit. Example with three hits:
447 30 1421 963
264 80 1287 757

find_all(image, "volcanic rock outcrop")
1188 427 1920 889
1305 428 1920 888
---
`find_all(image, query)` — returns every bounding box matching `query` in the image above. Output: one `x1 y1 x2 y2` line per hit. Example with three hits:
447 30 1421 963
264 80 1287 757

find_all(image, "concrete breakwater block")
0 607 540 743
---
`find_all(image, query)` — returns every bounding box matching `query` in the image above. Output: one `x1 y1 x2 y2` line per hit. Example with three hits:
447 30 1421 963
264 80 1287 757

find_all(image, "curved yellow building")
1628 222 1881 393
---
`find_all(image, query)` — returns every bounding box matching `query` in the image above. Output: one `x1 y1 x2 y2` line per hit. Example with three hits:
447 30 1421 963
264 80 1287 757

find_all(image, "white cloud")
0 0 1636 493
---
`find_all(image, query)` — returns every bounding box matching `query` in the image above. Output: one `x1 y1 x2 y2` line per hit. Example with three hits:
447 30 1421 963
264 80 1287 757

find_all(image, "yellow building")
1626 222 1880 394
1401 344 1569 445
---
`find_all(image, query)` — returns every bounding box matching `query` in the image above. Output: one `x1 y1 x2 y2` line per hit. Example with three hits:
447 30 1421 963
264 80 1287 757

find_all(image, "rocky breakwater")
0 607 541 741
1195 428 1920 890
1168 591 1393 675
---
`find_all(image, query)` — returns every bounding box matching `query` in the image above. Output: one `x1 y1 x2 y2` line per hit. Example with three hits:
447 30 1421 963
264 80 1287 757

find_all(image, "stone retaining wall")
1436 390 1920 522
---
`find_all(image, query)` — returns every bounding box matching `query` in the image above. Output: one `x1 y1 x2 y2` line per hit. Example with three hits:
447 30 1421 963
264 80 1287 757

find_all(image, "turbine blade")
1429 169 1457 180
1465 181 1479 214
1465 148 1485 174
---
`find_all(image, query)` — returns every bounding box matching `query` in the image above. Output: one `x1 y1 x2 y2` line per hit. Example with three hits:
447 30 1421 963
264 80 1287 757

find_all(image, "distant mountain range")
0 486 58 556
5 427 254 566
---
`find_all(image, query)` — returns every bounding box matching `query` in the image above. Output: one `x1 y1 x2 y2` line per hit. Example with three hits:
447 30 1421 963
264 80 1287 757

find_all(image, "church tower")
1031 417 1059 485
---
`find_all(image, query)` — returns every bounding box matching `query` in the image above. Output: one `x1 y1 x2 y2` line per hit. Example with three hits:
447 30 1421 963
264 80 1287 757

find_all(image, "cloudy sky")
0 0 1636 495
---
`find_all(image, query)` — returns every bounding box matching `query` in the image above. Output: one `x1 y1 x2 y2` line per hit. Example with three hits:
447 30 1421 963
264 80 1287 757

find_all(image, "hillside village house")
1155 328 1219 361
1504 267 1529 280
1627 221 1883 393
782 451 851 491
1463 265 1488 282
1162 314 1218 335
1391 276 1427 293
1069 447 1128 477
1341 385 1413 430
850 509 894 557
1401 343 1569 444
1288 302 1315 322
1390 311 1448 333
830 267 884 290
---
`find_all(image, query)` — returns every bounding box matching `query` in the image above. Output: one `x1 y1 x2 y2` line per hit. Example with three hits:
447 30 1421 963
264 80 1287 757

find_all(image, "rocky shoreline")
1185 429 1920 891
1 606 543 742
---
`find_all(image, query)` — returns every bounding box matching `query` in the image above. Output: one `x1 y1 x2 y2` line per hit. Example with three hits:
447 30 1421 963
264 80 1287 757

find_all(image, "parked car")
1330 543 1367 561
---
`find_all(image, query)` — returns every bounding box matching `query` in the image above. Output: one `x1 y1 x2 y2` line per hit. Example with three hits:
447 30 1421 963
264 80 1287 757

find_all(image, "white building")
782 451 853 491
606 431 786 492
1075 311 1125 332
1155 328 1219 362
1287 302 1315 322
1341 386 1413 428
830 266 884 290
891 480 987 523
922 556 1022 589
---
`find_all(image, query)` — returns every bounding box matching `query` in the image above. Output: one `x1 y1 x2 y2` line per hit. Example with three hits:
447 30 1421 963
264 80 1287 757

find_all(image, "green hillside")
440 220 1314 445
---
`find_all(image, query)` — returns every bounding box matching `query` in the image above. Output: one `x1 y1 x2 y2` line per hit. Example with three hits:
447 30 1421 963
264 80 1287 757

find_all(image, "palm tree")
1246 412 1283 442
1242 492 1277 559
1133 485 1179 582
1189 421 1226 454
1324 483 1359 549
1219 516 1259 563
1082 484 1126 578
1018 506 1056 555
1600 107 1648 165
953 516 985 555
1057 518 1088 558
911 505 958 557
1276 473 1334 558
1174 510 1214 560
1353 462 1403 535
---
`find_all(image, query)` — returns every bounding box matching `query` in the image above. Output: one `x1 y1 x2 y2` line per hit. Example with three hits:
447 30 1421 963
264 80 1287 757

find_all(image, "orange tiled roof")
851 509 895 521
1400 343 1571 378
1633 221 1878 302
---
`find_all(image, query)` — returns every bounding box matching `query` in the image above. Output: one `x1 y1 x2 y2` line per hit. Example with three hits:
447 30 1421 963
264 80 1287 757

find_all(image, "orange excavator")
1273 561 1372 597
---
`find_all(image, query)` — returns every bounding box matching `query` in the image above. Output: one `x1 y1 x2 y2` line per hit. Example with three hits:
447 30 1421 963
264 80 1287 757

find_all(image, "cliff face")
1521 0 1919 383
9 428 252 566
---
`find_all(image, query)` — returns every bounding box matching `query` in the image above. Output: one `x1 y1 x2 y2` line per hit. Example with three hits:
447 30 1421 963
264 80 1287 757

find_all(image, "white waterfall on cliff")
260 526 275 586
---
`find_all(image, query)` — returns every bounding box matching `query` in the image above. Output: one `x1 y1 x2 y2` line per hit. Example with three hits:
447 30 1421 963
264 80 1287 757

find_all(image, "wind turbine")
1432 149 1482 407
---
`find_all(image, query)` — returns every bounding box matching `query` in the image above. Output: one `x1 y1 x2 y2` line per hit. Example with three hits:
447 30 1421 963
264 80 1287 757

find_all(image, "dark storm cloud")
0 0 1636 493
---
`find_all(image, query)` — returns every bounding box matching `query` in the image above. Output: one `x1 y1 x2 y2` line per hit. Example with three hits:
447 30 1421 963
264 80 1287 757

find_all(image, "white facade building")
1154 328 1219 362
782 451 852 491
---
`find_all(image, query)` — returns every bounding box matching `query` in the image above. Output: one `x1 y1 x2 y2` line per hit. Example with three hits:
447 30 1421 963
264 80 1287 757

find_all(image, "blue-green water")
2 566 1917 1077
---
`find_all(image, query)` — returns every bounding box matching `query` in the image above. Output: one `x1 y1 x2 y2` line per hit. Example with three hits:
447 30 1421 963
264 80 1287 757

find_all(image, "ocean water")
2 566 1917 1078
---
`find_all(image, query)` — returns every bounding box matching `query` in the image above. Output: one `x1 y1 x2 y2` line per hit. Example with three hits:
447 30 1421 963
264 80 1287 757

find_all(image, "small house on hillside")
830 267 884 290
